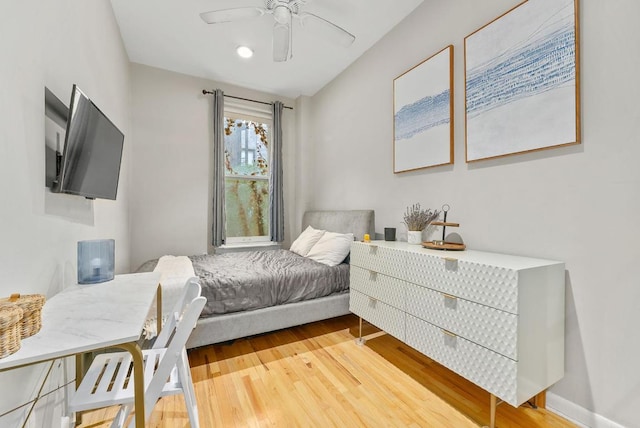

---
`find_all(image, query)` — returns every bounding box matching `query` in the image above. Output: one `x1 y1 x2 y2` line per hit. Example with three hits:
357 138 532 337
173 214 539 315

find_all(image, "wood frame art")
464 0 580 162
394 45 454 173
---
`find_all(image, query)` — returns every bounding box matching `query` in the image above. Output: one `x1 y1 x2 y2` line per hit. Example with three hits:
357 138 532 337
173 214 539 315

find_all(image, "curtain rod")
202 90 293 110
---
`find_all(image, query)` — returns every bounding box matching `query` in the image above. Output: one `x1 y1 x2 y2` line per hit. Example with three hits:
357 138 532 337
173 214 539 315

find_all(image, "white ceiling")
109 0 424 99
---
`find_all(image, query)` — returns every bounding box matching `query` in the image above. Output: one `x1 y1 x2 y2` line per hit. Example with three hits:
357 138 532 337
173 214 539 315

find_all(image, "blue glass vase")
77 239 115 284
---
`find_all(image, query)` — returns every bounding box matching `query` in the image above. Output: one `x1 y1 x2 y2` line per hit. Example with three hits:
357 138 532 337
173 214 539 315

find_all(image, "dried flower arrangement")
403 203 440 231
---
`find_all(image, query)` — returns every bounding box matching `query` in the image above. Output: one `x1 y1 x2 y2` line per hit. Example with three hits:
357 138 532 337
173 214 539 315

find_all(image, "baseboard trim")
546 392 625 428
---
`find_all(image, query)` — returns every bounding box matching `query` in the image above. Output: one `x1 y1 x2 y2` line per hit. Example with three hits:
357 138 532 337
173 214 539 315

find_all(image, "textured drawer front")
350 290 404 341
350 242 406 278
405 283 518 360
350 266 406 310
406 314 517 406
405 252 519 313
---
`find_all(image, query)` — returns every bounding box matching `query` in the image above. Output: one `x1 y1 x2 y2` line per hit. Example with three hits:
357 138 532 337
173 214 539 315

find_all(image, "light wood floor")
77 314 577 427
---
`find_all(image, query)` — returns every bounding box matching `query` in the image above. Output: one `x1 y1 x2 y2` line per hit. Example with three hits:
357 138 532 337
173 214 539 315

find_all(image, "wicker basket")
0 294 46 339
0 302 23 359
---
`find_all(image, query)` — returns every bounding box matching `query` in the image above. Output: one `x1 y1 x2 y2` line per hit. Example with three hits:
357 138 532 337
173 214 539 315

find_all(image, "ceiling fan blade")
298 12 355 47
273 22 292 62
272 5 292 62
200 7 265 24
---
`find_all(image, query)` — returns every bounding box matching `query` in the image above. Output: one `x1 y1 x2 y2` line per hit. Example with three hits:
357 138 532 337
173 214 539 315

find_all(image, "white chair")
153 276 201 350
69 280 206 428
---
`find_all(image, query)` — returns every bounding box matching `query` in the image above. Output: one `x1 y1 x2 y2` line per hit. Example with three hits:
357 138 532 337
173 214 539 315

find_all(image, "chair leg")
178 349 200 428
110 404 131 428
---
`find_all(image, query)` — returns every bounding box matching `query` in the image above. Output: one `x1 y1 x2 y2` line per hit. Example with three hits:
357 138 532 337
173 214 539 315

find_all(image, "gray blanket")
137 250 349 318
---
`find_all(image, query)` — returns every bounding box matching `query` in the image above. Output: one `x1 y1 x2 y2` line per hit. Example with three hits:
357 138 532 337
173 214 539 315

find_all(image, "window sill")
215 242 282 254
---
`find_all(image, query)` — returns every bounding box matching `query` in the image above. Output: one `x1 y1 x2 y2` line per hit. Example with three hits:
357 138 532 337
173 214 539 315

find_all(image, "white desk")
0 272 162 428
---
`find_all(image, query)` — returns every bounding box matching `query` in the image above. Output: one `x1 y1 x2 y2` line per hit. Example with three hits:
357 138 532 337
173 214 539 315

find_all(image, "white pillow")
289 226 326 256
306 231 354 266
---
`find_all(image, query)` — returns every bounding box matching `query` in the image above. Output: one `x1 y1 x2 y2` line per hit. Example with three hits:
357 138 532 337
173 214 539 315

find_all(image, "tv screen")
57 85 124 200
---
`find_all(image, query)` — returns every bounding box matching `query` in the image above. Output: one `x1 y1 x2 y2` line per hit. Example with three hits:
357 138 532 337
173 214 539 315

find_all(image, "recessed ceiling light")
236 46 254 58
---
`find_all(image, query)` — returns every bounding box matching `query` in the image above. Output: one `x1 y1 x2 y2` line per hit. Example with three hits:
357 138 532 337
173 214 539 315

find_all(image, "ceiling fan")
200 0 356 62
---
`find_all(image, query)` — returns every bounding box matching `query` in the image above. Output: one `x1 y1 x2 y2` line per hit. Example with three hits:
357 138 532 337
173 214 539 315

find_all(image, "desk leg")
118 342 145 428
156 284 163 335
74 353 87 426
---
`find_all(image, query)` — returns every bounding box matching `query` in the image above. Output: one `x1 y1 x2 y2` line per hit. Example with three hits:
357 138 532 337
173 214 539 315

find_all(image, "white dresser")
349 241 565 422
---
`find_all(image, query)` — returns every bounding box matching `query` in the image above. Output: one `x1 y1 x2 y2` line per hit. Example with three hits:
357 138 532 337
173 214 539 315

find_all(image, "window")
223 107 271 243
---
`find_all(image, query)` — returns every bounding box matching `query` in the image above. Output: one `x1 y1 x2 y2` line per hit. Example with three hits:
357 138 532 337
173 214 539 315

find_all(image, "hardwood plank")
77 314 577 428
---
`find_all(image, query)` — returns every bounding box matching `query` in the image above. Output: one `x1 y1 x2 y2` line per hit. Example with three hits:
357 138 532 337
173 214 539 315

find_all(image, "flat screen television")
55 84 124 200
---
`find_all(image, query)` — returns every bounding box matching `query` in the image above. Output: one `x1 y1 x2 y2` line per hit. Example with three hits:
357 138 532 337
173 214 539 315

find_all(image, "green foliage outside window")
224 117 270 238
224 178 269 237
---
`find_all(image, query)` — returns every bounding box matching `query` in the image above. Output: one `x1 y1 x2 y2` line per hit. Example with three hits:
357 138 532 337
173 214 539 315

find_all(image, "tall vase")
407 230 422 245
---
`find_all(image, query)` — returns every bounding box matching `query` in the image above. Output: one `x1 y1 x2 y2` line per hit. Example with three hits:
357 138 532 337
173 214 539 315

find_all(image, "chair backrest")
153 277 201 349
141 291 206 423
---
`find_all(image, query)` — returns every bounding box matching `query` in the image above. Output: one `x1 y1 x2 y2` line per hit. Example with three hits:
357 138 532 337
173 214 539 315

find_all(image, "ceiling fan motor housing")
273 6 291 25
266 0 300 16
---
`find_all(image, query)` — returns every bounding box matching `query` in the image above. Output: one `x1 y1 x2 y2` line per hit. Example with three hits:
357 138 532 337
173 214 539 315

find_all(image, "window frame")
223 101 273 244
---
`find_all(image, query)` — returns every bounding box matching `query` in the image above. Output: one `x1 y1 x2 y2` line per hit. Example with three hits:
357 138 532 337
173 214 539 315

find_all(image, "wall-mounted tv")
54 84 124 200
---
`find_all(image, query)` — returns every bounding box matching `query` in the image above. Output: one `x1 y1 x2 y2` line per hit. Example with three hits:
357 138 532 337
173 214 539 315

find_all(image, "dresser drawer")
350 290 404 341
350 266 406 310
350 242 406 278
405 252 519 313
405 283 518 360
406 314 518 406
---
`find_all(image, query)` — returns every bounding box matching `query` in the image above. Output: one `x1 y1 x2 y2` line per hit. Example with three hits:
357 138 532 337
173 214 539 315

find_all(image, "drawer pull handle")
442 293 457 300
442 257 459 272
442 329 456 338
369 271 378 281
368 297 378 303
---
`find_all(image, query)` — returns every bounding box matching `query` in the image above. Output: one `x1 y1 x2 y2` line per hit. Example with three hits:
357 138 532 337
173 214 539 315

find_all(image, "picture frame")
394 45 454 173
464 0 580 162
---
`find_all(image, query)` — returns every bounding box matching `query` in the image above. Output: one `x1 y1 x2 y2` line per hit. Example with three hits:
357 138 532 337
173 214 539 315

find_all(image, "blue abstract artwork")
394 46 453 172
465 0 579 162
395 90 450 140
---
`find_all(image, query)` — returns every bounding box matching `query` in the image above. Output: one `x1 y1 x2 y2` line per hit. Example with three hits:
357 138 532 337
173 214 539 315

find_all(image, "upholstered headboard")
301 210 375 242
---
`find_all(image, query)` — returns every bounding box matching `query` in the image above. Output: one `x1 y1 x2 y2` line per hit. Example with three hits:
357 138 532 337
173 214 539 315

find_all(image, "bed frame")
185 210 375 349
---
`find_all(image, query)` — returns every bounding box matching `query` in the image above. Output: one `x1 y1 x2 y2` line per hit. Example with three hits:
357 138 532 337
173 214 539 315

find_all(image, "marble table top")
0 272 161 370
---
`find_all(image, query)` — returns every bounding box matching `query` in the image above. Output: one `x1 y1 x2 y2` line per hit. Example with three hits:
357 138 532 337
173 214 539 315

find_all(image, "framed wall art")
394 45 454 173
464 0 580 162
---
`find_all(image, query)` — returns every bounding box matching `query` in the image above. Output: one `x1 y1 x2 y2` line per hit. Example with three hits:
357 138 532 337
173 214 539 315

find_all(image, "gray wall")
129 64 297 269
307 0 640 427
0 1 131 426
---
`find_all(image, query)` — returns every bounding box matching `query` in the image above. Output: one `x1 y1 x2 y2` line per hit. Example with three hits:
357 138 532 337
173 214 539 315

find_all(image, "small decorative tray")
422 241 466 251
423 204 466 251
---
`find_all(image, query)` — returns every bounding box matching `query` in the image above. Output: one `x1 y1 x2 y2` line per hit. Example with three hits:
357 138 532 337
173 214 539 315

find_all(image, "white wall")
129 64 297 270
307 0 640 427
0 1 131 425
2 0 636 426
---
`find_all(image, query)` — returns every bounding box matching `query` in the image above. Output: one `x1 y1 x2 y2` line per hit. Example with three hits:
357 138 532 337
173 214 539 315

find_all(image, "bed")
138 210 375 349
